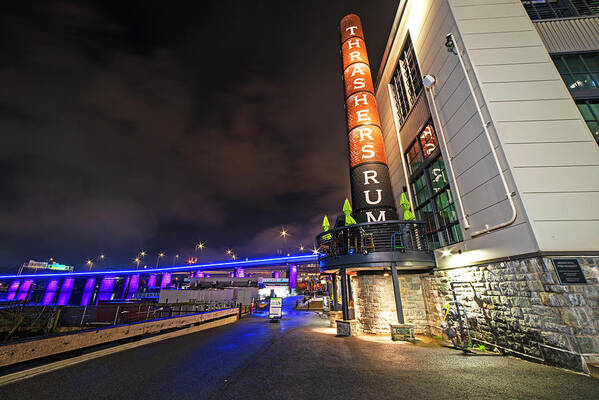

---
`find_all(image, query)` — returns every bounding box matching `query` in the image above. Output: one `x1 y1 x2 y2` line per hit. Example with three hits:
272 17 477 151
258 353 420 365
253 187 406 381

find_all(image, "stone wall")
353 275 398 334
420 256 599 372
398 275 429 335
351 273 429 335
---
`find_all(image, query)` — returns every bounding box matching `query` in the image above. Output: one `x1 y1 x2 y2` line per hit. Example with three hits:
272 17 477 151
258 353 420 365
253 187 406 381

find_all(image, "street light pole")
156 252 165 268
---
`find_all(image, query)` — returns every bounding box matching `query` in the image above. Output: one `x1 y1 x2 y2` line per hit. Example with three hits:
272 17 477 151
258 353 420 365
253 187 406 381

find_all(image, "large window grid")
577 100 599 143
391 36 423 125
522 0 598 20
553 53 599 91
405 123 463 249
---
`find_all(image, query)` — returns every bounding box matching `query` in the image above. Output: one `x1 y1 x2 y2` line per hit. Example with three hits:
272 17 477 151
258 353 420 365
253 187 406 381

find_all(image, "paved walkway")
1 297 598 399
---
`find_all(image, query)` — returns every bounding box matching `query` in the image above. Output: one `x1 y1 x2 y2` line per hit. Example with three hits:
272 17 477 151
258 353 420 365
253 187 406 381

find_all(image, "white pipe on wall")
448 33 517 237
423 79 471 230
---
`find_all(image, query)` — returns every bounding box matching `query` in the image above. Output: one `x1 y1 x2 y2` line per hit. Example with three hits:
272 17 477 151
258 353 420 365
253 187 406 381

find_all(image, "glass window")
429 157 448 193
406 121 463 249
576 100 599 144
419 123 438 158
553 54 599 91
391 35 423 125
406 141 423 175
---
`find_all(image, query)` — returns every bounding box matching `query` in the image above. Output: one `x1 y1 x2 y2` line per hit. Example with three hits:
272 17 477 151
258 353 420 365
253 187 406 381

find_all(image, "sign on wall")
553 259 587 284
339 14 398 223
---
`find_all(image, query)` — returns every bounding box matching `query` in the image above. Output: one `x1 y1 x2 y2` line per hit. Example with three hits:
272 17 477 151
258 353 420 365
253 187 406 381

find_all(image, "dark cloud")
0 0 397 271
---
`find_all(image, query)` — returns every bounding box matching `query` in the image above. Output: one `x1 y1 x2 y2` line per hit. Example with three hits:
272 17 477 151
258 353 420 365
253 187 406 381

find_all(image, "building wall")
351 273 428 334
447 0 599 254
375 0 599 268
420 256 599 372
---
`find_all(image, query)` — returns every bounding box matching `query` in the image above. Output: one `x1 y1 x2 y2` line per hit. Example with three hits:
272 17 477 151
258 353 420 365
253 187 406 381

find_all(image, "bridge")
0 254 319 306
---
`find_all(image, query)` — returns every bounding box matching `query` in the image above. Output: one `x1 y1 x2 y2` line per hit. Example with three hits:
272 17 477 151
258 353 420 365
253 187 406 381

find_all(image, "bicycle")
441 301 472 353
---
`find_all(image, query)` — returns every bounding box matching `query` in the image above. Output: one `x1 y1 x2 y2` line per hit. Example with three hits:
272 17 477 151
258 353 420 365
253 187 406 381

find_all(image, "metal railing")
315 220 430 258
522 0 598 20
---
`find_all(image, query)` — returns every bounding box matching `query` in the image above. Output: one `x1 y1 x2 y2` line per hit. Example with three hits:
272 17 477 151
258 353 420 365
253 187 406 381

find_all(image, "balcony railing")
522 0 598 20
315 220 430 258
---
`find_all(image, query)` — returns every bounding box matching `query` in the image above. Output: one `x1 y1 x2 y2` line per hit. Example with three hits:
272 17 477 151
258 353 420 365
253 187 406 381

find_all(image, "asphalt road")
1 296 598 400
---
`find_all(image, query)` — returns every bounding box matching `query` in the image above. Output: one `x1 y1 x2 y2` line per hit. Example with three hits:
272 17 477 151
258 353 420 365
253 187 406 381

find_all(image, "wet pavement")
1 296 598 400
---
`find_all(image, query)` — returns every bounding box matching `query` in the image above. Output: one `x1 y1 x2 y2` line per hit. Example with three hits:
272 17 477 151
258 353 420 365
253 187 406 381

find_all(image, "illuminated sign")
48 262 73 271
339 14 397 222
269 297 283 320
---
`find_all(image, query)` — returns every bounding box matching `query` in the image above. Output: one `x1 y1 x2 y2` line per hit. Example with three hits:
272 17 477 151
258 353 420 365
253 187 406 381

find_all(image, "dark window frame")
391 35 423 125
404 121 463 249
576 99 599 143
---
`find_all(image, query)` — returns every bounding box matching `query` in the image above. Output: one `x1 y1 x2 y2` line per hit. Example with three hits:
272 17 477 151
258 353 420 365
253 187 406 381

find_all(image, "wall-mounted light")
423 74 436 89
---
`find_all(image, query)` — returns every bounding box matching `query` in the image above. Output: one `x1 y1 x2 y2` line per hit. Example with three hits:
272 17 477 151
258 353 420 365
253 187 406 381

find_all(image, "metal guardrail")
315 220 430 258
522 0 598 20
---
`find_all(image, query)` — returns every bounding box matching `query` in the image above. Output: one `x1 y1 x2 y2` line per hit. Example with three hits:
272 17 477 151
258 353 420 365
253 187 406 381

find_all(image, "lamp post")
94 254 105 269
155 252 165 268
280 227 288 255
86 259 93 271
173 254 180 265
134 257 141 269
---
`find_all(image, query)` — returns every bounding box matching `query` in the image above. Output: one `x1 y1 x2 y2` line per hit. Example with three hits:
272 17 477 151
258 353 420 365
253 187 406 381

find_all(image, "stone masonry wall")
353 275 398 334
352 274 429 335
420 256 599 371
398 275 429 335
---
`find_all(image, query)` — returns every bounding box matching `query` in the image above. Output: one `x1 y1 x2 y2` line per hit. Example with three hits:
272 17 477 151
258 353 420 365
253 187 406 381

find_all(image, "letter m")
366 210 387 222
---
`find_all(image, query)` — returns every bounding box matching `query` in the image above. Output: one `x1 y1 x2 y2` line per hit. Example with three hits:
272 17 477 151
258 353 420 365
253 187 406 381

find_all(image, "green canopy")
400 192 415 220
343 198 357 225
322 215 332 240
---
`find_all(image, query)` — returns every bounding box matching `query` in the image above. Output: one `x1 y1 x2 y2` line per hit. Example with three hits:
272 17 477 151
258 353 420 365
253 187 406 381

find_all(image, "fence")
315 220 430 258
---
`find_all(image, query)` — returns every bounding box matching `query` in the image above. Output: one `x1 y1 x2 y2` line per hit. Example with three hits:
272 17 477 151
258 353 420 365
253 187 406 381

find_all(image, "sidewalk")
216 313 599 400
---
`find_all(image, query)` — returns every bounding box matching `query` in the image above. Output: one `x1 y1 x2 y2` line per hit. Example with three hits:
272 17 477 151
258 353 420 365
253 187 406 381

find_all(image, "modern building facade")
323 0 599 372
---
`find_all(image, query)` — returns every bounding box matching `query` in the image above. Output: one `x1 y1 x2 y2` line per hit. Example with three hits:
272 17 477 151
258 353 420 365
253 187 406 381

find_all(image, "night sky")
0 1 398 271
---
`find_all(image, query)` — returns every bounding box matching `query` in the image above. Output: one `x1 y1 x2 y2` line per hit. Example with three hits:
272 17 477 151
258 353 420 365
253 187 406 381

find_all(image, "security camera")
423 75 436 89
445 34 456 54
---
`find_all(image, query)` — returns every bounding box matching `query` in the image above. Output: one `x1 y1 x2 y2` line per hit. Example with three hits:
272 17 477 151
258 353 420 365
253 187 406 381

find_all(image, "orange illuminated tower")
339 14 397 222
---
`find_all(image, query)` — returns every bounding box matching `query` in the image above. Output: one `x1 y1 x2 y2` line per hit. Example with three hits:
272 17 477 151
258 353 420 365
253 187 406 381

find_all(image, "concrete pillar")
6 280 21 301
273 271 280 279
160 273 171 289
16 279 34 301
332 273 338 311
79 278 95 306
55 277 74 306
147 274 157 288
96 276 115 304
235 268 245 278
340 268 349 320
42 279 59 305
126 275 140 300
288 265 297 291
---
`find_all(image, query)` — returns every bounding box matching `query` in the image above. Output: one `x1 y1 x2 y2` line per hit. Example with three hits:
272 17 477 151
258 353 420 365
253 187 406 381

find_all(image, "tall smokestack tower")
339 14 398 223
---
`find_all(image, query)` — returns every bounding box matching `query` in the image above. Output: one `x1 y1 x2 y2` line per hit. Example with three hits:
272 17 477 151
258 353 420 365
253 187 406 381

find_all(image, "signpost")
269 297 283 322
553 259 587 284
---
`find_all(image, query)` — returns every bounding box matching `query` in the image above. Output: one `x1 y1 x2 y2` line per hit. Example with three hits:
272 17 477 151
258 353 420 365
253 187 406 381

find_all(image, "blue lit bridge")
0 254 318 306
